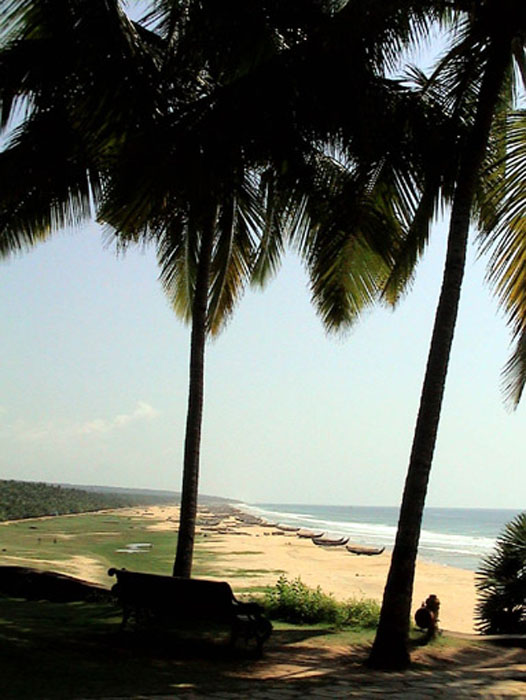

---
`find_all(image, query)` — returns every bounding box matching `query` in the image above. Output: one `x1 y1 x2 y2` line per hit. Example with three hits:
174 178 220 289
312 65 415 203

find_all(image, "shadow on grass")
1 596 346 699
3 596 525 699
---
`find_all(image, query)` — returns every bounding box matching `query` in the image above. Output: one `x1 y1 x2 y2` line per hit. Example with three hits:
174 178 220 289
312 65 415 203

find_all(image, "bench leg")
229 624 239 648
120 604 132 631
231 615 272 654
254 618 272 654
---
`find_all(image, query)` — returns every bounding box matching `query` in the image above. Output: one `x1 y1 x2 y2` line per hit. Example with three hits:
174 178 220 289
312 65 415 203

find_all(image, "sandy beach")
142 504 477 634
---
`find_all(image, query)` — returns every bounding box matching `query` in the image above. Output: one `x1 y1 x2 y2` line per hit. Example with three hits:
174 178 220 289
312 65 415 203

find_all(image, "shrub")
262 575 380 628
476 512 526 635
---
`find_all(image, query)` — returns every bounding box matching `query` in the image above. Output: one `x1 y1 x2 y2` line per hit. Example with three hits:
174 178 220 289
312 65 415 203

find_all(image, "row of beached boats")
262 522 385 555
231 513 385 555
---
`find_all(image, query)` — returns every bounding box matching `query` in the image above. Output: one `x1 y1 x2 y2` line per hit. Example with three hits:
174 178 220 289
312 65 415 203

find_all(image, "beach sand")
143 504 477 634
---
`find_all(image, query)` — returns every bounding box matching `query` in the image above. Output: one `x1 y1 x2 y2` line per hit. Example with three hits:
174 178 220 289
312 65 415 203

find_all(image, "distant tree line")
0 480 175 522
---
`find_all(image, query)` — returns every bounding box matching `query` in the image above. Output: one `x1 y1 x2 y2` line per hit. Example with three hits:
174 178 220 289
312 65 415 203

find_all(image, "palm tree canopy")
0 0 455 337
450 2 526 408
375 1 526 407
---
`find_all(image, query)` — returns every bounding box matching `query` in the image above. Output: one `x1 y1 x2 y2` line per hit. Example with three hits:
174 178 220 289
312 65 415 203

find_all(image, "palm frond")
289 154 403 331
501 330 526 407
478 111 526 407
206 177 262 335
0 110 99 256
325 0 442 77
0 0 164 149
476 512 526 635
512 39 526 92
250 169 288 287
380 182 439 305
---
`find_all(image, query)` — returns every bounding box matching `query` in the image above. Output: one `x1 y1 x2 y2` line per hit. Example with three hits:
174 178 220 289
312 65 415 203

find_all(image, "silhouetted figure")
414 594 440 641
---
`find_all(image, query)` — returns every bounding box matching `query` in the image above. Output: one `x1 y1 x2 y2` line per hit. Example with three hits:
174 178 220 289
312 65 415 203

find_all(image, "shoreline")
156 503 477 634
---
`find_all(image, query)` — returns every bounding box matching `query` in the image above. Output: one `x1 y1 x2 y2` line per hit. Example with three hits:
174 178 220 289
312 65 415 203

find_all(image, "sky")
1 5 525 509
1 215 524 509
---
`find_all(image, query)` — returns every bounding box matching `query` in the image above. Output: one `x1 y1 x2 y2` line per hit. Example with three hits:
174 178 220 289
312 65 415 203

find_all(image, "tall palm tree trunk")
368 38 511 670
173 224 214 578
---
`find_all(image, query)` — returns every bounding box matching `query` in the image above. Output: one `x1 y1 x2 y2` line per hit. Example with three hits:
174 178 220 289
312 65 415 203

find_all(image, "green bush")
476 512 526 635
262 575 380 628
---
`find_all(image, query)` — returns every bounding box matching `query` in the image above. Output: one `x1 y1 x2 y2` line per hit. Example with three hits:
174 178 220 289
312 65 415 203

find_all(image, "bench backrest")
108 568 235 620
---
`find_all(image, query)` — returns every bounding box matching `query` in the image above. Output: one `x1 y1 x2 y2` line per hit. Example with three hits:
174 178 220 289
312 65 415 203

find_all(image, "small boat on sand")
312 535 349 547
297 528 325 539
276 524 300 532
346 544 385 556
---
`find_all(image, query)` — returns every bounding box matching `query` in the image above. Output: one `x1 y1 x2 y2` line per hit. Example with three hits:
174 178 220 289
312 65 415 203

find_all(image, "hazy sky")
1 214 524 508
1 5 524 509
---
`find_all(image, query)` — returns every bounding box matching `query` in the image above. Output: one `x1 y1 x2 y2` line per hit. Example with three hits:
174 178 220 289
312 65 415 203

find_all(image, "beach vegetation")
370 2 526 670
262 575 380 629
475 512 526 635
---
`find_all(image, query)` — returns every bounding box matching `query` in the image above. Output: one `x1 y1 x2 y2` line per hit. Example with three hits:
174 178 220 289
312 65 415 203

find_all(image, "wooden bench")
108 567 272 652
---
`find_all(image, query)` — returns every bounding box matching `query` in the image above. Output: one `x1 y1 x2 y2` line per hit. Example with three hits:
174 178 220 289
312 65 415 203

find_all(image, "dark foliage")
476 512 526 635
0 479 174 521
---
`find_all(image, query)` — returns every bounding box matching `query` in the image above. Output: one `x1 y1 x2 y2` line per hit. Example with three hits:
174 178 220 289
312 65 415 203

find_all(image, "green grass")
236 585 274 594
0 511 219 584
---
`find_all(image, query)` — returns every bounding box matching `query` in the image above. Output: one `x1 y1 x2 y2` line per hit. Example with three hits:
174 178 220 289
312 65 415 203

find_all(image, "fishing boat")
346 544 385 556
296 528 325 539
311 535 349 547
276 524 300 532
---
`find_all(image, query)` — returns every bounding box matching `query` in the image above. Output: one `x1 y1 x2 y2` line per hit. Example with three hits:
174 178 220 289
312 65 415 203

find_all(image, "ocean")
239 503 523 572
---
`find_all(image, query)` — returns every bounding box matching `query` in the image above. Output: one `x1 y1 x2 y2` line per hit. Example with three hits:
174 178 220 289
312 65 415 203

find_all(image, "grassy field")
0 509 218 584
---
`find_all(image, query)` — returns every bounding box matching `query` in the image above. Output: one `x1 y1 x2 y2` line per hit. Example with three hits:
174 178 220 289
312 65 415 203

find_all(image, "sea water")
239 503 523 571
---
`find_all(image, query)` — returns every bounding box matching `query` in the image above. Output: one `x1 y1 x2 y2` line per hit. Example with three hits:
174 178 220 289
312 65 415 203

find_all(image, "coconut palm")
0 0 315 577
2 0 425 578
369 1 526 669
4 0 489 589
97 31 427 575
98 0 387 578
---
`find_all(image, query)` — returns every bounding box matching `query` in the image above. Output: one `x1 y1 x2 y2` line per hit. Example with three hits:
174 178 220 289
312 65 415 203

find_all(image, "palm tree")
0 0 302 578
2 0 419 578
0 0 477 588
369 2 526 669
476 512 526 635
98 0 364 578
